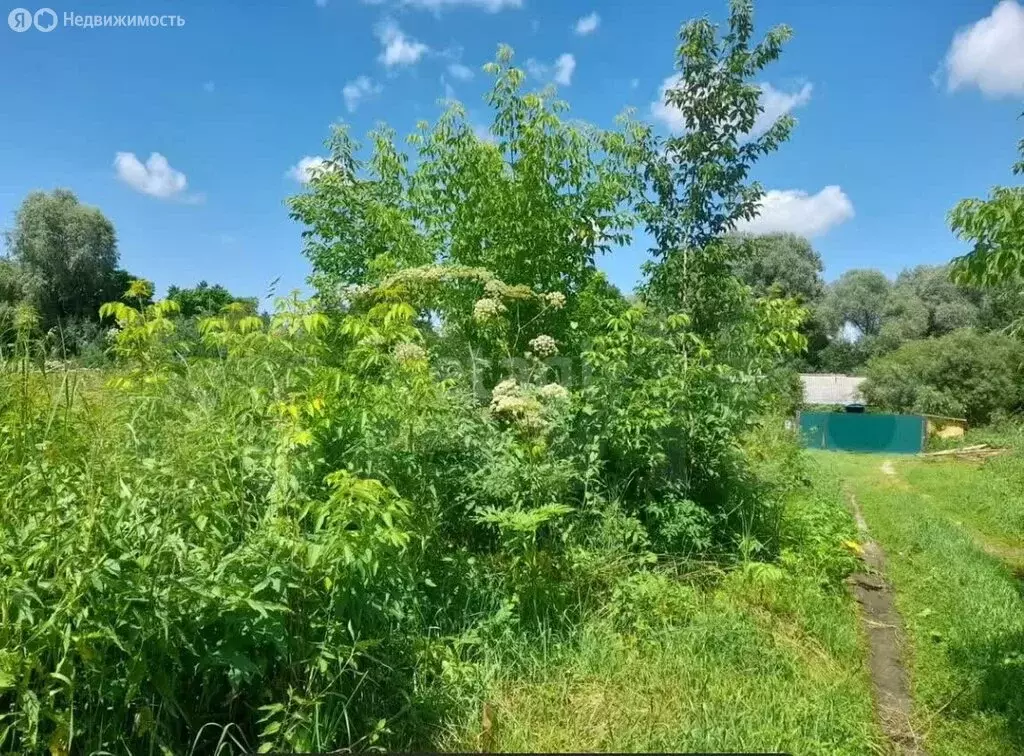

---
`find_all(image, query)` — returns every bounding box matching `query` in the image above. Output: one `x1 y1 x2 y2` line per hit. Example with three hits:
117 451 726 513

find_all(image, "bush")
861 329 1024 424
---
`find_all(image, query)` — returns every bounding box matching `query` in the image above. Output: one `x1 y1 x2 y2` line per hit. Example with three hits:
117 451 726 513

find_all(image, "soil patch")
847 493 928 755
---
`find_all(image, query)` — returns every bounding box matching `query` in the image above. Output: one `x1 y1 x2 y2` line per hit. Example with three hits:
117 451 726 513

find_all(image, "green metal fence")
798 411 926 454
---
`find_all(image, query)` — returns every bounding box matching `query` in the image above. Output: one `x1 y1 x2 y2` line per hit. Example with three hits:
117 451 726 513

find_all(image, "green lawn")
821 450 1024 756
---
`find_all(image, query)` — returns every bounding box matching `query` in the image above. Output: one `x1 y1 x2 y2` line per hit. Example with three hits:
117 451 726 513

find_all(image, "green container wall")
798 412 926 454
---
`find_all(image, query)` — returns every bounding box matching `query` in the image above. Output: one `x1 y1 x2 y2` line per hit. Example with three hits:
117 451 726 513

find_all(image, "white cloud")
401 0 521 11
526 58 548 79
943 0 1024 97
448 62 474 80
287 156 329 184
343 75 382 112
376 20 429 68
650 75 686 131
753 82 812 137
574 11 600 35
553 53 576 86
526 54 575 86
735 186 854 238
651 76 811 136
114 152 192 201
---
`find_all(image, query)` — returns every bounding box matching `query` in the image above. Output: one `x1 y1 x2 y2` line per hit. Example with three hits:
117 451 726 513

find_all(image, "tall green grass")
826 451 1024 756
0 293 868 753
443 461 883 755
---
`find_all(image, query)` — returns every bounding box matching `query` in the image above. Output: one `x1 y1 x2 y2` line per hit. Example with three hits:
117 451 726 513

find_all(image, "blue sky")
2 0 1023 304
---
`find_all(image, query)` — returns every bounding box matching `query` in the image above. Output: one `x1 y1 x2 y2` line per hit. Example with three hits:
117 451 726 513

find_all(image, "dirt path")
847 492 928 756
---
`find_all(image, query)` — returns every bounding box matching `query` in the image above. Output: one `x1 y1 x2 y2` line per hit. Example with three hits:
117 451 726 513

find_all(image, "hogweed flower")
392 342 427 364
473 297 507 322
538 382 569 402
543 291 567 310
528 334 558 358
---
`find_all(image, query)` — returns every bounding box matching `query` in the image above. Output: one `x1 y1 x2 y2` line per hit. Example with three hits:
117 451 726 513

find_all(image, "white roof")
800 373 866 405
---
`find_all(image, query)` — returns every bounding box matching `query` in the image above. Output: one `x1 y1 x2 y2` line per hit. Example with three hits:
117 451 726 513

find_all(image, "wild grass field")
2 0 1023 753
446 466 883 755
3 4 843 751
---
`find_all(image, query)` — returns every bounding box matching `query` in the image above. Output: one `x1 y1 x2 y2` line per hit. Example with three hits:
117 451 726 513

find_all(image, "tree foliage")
167 280 258 318
949 117 1024 287
642 0 795 330
861 329 1024 424
730 232 825 303
289 47 646 367
3 189 124 329
818 269 890 339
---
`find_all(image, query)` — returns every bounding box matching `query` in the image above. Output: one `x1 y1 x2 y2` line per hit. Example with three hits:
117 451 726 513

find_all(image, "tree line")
0 189 256 360
730 232 1024 423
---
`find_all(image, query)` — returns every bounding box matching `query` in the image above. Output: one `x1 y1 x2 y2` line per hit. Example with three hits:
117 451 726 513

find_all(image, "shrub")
861 329 1024 424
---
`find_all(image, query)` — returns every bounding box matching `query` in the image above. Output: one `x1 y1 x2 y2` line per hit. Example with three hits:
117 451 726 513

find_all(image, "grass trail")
822 450 1024 756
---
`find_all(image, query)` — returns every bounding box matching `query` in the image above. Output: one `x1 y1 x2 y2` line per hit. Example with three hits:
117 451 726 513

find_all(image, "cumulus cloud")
401 0 521 11
343 76 382 112
553 53 576 86
943 0 1024 97
447 62 474 80
753 82 812 137
287 156 329 184
574 12 600 35
651 76 812 136
376 20 429 68
114 152 193 201
650 75 686 131
735 186 854 238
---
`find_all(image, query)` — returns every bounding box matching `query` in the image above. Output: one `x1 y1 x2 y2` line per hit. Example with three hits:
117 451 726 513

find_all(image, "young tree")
642 0 796 331
289 46 647 366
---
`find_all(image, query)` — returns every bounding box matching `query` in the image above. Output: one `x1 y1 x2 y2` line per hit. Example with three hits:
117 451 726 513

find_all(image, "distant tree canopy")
166 281 258 318
862 329 1024 424
2 189 128 330
730 233 825 303
724 226 1023 377
1 189 256 357
819 269 890 339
